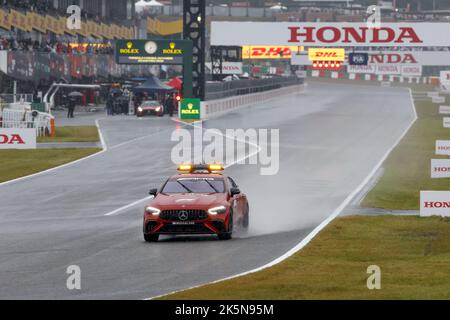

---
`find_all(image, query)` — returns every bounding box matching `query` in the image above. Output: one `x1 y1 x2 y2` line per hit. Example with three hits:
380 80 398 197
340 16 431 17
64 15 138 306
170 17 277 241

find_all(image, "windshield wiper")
176 181 193 193
204 180 219 193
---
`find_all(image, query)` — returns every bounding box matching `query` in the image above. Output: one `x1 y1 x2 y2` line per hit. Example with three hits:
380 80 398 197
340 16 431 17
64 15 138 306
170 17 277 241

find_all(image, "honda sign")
0 128 36 149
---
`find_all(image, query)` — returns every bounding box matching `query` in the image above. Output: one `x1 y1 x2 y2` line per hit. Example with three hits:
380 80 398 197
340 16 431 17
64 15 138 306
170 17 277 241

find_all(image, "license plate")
171 221 195 225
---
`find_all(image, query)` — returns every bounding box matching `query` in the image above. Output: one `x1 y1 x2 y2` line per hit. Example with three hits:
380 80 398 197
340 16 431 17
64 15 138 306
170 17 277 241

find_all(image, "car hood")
141 106 161 110
150 193 227 209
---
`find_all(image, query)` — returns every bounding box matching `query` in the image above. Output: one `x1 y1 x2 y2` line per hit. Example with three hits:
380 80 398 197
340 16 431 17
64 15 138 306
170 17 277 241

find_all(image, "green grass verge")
362 93 450 210
161 215 450 300
0 148 101 183
309 77 450 210
37 126 99 143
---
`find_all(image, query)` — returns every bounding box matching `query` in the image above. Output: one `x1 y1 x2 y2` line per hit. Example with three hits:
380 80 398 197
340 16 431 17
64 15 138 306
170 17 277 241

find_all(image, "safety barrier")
201 84 304 119
309 69 434 85
0 109 54 137
205 76 303 101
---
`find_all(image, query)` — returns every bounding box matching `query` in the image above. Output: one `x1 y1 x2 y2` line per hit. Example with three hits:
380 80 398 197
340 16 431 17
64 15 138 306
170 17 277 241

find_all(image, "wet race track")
0 82 415 299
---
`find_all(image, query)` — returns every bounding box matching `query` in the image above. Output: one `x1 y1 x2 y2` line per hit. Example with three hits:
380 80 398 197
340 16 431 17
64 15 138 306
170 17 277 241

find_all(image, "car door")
228 177 244 217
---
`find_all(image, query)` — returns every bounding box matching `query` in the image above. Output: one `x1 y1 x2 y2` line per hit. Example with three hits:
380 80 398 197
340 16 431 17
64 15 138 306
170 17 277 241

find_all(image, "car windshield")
162 178 225 193
142 101 160 107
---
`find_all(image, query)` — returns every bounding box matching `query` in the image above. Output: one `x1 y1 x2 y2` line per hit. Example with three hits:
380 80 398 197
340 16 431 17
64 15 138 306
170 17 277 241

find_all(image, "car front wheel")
218 210 233 240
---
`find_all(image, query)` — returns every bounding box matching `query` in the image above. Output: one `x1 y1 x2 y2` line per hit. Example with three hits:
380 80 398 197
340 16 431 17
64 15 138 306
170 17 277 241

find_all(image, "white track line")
103 196 154 216
0 117 163 187
146 86 418 300
96 119 107 151
104 118 263 217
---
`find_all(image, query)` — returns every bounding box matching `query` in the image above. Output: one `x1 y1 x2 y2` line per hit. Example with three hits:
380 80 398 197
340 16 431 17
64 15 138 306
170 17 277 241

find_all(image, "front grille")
160 209 208 221
159 223 213 234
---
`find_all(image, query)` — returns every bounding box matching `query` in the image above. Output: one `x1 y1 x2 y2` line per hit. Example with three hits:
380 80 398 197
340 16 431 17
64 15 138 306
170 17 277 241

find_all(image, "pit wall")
200 84 304 119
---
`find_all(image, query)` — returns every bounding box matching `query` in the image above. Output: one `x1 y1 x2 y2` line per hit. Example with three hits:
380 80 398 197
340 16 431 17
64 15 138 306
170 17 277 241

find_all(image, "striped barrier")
201 84 305 119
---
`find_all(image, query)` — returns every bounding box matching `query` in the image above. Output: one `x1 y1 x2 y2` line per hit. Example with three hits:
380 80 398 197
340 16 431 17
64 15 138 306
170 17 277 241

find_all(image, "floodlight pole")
183 0 206 101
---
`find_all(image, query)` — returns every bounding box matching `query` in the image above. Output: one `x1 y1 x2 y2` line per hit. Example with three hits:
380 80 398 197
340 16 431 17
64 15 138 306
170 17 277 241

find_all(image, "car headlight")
155 107 161 112
137 107 143 112
145 206 160 215
208 206 227 215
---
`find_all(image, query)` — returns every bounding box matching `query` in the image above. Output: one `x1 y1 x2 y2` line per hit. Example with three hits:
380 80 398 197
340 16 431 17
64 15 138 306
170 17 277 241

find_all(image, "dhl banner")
308 48 346 62
0 9 10 30
242 46 304 59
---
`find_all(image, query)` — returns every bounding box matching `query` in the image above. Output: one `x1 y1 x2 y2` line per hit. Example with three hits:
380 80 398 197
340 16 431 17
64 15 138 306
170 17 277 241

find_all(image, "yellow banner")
27 12 43 33
75 21 89 37
120 26 128 39
52 16 62 34
86 21 94 37
308 48 345 62
92 22 101 38
0 10 133 40
147 18 182 36
109 24 117 39
0 9 10 31
242 46 304 59
59 16 73 35
114 24 121 39
105 24 113 39
10 9 29 32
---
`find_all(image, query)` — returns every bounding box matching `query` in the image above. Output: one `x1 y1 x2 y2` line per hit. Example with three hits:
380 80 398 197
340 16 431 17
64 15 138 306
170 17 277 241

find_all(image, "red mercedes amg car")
143 164 249 242
136 100 164 117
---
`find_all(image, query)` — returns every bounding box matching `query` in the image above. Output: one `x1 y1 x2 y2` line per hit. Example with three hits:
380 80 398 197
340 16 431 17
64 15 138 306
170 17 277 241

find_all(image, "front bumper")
144 219 227 235
136 109 163 116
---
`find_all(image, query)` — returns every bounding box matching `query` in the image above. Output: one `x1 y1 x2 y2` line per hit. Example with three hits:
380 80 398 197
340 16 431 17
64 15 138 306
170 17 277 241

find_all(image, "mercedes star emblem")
178 211 189 221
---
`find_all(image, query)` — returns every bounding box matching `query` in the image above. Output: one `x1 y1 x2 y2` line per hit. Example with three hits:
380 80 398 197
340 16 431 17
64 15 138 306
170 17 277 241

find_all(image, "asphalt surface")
0 82 415 299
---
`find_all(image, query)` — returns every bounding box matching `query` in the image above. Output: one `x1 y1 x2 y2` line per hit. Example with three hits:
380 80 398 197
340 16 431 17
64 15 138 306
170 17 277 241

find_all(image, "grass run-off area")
0 148 101 183
162 215 450 300
362 90 450 210
37 126 99 143
310 77 449 210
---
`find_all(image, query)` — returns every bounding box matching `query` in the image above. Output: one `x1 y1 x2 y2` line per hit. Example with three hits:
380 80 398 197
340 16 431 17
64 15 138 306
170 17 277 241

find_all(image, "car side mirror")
149 188 158 197
230 187 241 196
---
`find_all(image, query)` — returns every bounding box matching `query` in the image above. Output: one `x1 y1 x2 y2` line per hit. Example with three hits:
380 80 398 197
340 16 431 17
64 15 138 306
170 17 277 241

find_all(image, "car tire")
218 210 233 240
144 234 159 242
242 203 249 229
